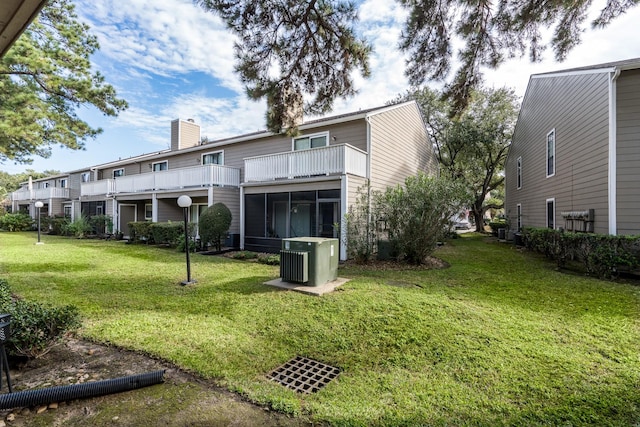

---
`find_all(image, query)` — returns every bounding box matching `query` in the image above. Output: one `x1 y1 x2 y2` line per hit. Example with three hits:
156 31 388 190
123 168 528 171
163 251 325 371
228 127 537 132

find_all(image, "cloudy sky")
4 0 640 174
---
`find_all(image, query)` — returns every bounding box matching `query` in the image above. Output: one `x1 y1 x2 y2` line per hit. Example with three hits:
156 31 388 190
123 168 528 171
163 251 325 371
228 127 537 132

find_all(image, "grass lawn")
1 232 639 426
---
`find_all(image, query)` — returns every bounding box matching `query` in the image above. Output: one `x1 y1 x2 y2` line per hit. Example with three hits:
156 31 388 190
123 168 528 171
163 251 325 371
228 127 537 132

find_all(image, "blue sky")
4 0 640 174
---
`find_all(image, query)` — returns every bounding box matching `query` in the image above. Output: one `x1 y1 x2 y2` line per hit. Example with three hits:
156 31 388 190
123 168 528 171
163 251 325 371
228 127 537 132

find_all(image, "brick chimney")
171 118 201 151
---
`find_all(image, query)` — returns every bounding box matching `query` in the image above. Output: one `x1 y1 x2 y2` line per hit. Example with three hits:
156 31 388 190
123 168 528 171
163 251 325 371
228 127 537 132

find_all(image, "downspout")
608 69 620 235
239 186 245 250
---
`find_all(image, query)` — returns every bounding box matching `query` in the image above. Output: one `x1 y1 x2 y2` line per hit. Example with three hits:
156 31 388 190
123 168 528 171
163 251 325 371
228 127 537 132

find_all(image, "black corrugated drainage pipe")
0 370 164 410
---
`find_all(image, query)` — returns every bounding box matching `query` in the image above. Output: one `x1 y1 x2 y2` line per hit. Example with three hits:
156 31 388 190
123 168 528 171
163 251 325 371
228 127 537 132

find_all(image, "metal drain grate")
267 356 340 394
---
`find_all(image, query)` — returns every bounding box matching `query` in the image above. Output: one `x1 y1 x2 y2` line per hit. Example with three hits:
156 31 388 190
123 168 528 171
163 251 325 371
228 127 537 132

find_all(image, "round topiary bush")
199 203 232 251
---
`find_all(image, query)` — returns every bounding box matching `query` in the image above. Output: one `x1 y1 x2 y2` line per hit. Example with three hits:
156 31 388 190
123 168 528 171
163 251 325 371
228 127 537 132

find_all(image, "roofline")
68 102 417 172
532 58 640 79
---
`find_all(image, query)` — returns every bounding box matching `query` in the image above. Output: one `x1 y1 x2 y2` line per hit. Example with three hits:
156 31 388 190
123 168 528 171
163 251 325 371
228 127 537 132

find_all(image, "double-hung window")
113 169 124 178
202 151 223 165
81 172 91 182
152 161 168 172
293 133 328 151
59 179 67 188
546 129 555 177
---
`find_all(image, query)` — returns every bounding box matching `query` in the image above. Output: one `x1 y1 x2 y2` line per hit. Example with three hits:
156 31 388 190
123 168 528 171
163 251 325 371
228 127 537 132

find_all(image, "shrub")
232 251 258 260
150 221 185 246
128 221 153 243
522 227 640 279
258 254 280 265
89 214 113 235
43 215 70 235
0 279 81 359
375 174 470 264
0 213 34 231
175 233 197 253
199 203 232 251
345 183 378 263
488 218 508 235
61 216 92 238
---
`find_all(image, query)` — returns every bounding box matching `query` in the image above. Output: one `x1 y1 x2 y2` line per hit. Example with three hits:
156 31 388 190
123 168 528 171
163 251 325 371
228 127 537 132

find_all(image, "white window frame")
546 129 555 178
144 203 153 221
63 205 72 217
43 182 50 188
516 156 522 189
546 198 555 229
59 179 67 188
152 161 168 172
96 205 104 216
202 151 224 165
516 203 522 231
113 168 124 178
292 132 329 151
81 172 91 183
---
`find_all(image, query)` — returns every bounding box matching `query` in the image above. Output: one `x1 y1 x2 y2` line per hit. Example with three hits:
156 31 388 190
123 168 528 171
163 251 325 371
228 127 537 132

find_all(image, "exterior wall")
171 119 200 151
212 187 241 233
506 71 611 234
368 103 437 193
347 175 368 209
616 69 640 235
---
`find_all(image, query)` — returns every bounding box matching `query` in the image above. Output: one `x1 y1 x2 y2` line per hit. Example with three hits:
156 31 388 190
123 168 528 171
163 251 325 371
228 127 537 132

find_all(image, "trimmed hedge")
128 221 195 247
522 227 640 279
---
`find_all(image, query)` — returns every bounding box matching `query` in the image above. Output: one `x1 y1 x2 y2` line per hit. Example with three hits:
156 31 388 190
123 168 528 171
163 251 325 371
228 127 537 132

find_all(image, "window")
202 151 223 165
96 205 104 216
81 172 91 182
516 156 522 189
113 168 124 178
293 133 328 151
546 198 555 229
546 129 555 177
152 161 168 172
145 204 153 220
516 204 522 231
59 179 67 188
64 205 72 218
43 182 50 188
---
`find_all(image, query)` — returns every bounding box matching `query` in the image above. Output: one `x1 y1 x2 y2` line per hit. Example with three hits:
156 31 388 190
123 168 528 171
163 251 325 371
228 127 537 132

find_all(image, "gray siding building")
506 58 640 236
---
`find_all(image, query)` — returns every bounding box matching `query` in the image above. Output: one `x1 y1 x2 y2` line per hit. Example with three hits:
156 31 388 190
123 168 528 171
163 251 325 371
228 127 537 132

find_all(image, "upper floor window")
59 179 67 188
152 161 168 172
546 129 555 177
43 182 50 188
202 151 223 165
293 132 328 151
81 172 91 182
516 156 522 189
113 169 124 178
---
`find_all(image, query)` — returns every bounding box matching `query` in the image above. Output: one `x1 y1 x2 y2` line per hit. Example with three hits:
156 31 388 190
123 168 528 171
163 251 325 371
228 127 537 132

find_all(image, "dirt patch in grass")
1 338 313 427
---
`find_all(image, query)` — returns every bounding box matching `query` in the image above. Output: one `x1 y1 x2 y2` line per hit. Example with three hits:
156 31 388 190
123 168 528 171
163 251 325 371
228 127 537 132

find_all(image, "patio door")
318 201 339 238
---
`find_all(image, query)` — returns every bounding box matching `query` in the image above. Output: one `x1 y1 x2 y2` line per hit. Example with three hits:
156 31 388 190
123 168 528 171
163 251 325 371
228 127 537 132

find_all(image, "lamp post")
34 201 44 245
177 195 196 285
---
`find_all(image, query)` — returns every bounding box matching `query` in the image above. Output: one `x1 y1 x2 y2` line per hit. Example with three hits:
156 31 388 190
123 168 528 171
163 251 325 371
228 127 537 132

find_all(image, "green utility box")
280 237 339 286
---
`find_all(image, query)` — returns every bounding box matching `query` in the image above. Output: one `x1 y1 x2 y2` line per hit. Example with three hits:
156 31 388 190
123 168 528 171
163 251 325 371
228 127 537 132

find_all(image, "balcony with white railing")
80 164 241 196
11 187 70 202
244 143 368 182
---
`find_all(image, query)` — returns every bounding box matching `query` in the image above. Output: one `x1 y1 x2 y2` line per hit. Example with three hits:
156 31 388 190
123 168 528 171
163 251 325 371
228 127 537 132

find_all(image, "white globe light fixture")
34 201 44 245
177 195 195 285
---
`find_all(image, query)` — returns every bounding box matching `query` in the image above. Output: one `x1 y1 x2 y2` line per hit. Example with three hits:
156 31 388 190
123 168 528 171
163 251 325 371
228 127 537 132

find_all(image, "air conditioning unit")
280 237 338 286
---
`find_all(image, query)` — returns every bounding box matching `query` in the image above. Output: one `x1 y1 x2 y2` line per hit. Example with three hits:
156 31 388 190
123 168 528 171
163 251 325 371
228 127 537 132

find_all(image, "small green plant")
89 214 113 235
175 233 197 253
257 254 280 265
0 213 34 231
231 251 258 260
0 279 81 359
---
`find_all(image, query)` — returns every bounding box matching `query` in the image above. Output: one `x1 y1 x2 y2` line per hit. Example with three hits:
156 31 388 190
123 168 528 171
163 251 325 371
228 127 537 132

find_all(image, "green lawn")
1 232 639 426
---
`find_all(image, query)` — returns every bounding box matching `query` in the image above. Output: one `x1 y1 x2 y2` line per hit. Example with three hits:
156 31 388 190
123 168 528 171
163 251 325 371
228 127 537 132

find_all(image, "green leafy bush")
0 279 81 359
89 214 113 235
61 216 92 238
199 203 232 251
128 221 153 243
232 251 258 260
150 221 184 246
345 184 377 263
42 215 70 235
0 213 34 231
522 227 640 279
257 254 280 265
488 218 508 235
375 174 470 264
175 233 197 253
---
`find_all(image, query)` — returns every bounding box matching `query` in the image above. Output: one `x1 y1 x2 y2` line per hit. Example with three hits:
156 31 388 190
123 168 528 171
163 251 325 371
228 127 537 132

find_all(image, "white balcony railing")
244 144 367 182
80 164 240 196
11 187 70 201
